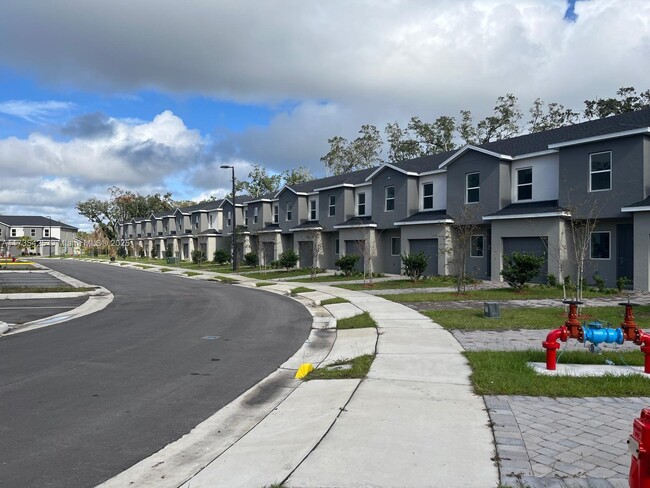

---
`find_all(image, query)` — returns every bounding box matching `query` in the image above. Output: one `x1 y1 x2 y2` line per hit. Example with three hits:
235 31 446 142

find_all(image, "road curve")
0 260 312 488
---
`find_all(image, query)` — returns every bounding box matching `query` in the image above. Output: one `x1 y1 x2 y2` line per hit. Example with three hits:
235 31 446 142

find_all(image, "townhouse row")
0 216 79 256
120 108 650 291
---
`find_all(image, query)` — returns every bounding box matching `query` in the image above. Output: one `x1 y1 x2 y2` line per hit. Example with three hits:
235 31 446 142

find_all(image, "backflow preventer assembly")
542 300 650 373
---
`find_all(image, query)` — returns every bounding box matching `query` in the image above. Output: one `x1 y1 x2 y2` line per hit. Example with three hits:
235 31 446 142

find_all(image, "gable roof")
0 215 78 231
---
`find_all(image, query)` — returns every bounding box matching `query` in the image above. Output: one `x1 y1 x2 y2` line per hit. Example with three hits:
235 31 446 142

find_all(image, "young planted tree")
278 249 299 271
449 205 481 294
17 236 35 256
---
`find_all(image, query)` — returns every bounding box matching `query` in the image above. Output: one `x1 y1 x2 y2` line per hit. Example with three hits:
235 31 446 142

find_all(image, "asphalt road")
0 260 312 488
1 297 88 324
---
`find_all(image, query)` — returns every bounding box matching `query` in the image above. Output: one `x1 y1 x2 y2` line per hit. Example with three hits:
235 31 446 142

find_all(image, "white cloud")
0 100 75 123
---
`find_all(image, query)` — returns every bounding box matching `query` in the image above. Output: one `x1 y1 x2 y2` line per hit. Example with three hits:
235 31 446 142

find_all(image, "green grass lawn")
335 275 460 291
285 273 367 283
305 354 375 380
290 287 315 295
422 305 650 331
184 271 202 277
321 297 350 306
243 268 326 280
381 286 621 303
255 282 274 287
337 312 376 329
466 350 649 396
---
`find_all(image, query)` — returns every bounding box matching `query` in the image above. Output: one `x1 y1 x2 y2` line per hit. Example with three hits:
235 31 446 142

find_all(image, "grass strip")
465 350 648 397
337 311 376 329
210 277 239 284
291 287 315 295
243 269 326 280
422 305 650 331
184 271 202 277
159 268 173 273
321 297 350 305
305 354 375 380
255 282 274 287
381 286 619 303
336 276 459 290
285 273 377 283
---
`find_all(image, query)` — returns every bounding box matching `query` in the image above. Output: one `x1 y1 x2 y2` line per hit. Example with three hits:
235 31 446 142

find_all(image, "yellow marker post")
295 363 314 379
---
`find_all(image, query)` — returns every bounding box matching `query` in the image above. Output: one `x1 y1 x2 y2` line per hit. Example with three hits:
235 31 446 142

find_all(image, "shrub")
402 251 429 282
335 254 360 276
165 245 173 258
213 248 230 265
191 250 206 266
593 273 606 293
244 252 259 267
617 276 630 293
269 260 281 269
117 246 128 259
500 252 546 290
139 248 146 258
278 249 299 270
547 273 557 287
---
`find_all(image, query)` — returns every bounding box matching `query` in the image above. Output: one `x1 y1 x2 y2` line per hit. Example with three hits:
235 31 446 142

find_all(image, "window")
466 172 480 203
422 182 434 210
177 218 183 231
309 199 317 220
163 223 168 233
11 228 16 237
328 195 336 217
470 235 484 257
30 229 36 237
335 238 340 255
227 211 232 227
590 231 610 259
590 151 611 191
517 168 532 201
385 186 395 211
253 207 259 224
357 192 366 216
194 216 199 229
286 202 293 221
391 237 400 256
244 208 248 226
273 205 279 223
208 215 213 227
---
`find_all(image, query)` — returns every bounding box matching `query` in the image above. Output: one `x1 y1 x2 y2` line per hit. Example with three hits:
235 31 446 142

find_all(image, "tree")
282 166 315 186
500 252 546 290
408 115 457 154
385 122 421 163
321 125 383 175
17 236 35 255
584 86 650 119
76 187 175 240
335 254 360 276
459 94 523 145
278 249 299 271
449 205 481 294
528 98 580 132
241 164 282 197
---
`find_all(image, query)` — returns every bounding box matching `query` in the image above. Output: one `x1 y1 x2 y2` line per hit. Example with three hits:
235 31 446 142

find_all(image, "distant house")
0 216 79 257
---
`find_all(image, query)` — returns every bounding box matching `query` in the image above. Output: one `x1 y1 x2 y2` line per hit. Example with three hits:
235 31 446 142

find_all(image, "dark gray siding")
558 136 645 218
408 238 438 276
278 192 299 232
379 229 402 275
318 188 346 231
502 236 548 283
446 151 509 222
370 168 411 228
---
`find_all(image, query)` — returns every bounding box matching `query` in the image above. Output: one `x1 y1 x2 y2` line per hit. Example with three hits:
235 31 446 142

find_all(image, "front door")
617 223 634 285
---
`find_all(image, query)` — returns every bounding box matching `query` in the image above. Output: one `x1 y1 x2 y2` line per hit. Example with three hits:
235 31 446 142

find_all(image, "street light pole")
47 215 52 257
220 165 237 271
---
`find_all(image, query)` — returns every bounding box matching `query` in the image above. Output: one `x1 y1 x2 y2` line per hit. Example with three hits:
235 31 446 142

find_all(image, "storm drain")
201 335 221 340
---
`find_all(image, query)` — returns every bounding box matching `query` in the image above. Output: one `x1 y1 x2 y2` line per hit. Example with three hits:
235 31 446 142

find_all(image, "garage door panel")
408 239 438 276
502 237 548 284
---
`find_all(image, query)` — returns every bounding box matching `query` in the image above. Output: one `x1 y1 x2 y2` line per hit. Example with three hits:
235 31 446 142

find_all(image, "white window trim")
286 202 293 221
516 167 533 202
273 205 279 223
30 229 36 237
357 192 367 216
589 151 612 193
11 229 17 237
254 207 259 224
227 211 232 227
421 182 434 210
309 198 318 221
328 195 336 217
590 231 611 260
385 186 395 212
466 172 480 204
470 235 485 258
391 237 400 256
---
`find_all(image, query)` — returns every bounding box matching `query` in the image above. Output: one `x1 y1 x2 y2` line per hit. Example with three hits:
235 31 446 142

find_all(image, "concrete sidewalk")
94 259 497 488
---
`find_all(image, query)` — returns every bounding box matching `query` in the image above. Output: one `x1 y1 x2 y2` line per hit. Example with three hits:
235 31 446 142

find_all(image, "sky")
0 0 648 230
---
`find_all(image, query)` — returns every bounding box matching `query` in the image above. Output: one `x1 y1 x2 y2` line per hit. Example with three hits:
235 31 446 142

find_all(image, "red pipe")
542 327 568 370
637 331 650 374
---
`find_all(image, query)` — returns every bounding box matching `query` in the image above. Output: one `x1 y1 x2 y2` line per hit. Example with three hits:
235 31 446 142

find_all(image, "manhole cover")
201 335 221 340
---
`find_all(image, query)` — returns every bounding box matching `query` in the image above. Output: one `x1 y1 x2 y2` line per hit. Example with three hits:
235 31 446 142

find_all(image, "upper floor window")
309 199 317 220
194 216 199 229
590 151 611 192
470 235 484 257
385 186 395 211
244 208 248 226
590 231 610 259
335 238 340 255
466 172 480 203
253 207 259 224
44 228 50 237
227 211 232 227
163 223 168 232
517 168 533 201
328 195 336 217
208 215 213 227
177 218 183 230
273 204 279 223
11 228 17 237
286 202 293 221
357 192 367 216
422 182 434 210
30 229 36 237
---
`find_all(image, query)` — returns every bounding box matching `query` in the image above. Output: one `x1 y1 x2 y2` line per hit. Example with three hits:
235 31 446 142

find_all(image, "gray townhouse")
120 108 650 291
0 215 79 256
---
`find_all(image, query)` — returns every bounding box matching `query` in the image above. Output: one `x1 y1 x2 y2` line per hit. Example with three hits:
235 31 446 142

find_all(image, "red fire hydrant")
629 408 650 488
